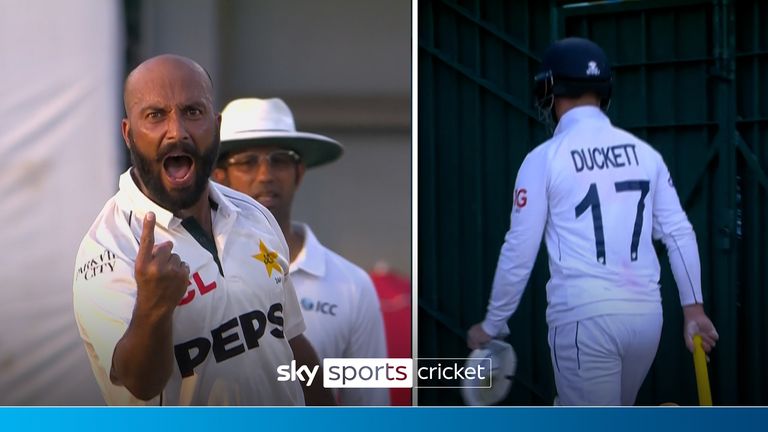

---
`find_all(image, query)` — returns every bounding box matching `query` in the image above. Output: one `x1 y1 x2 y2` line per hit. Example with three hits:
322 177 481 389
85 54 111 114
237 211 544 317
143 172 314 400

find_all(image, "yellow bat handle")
693 334 712 406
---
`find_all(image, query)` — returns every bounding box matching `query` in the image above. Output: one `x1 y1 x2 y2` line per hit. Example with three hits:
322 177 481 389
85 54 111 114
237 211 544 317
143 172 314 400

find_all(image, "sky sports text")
275 358 491 388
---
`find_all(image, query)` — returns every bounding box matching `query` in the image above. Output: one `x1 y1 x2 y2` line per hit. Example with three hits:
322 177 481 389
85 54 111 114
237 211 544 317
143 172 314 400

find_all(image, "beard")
128 130 220 214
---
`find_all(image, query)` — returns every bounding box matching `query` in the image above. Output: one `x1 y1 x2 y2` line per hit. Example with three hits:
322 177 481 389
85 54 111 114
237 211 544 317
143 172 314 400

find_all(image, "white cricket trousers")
547 312 663 405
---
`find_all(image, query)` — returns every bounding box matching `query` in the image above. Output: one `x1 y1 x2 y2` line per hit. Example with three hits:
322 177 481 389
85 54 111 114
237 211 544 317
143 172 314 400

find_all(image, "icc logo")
514 188 527 209
300 298 314 311
300 297 338 316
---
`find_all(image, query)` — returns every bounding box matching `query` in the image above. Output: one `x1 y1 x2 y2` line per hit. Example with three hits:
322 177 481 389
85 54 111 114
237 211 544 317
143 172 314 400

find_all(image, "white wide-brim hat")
219 98 343 168
461 340 517 406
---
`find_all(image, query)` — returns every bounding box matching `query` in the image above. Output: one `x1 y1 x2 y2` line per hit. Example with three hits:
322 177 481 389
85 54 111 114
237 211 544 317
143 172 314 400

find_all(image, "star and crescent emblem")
253 240 283 277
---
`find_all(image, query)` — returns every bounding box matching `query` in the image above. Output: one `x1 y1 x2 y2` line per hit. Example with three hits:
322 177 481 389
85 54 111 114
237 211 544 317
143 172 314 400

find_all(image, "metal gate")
418 0 768 405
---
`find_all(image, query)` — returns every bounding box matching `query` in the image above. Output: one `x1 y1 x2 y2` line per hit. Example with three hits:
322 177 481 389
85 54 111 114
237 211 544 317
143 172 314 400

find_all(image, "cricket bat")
693 334 712 406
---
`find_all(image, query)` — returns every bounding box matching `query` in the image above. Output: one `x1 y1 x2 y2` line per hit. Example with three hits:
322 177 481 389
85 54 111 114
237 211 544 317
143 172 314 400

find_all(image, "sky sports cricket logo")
276 358 493 389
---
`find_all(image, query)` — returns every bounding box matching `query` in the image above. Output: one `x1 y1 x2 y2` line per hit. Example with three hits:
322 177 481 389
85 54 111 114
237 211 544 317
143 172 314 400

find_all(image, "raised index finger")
137 212 156 263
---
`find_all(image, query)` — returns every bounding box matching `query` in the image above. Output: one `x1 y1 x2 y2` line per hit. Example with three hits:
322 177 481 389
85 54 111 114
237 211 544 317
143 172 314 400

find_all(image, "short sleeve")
339 270 389 405
72 236 153 405
281 273 306 340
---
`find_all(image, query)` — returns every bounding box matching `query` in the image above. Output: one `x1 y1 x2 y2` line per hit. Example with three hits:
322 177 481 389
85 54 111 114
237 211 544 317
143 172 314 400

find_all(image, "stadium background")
0 0 409 405
418 0 768 405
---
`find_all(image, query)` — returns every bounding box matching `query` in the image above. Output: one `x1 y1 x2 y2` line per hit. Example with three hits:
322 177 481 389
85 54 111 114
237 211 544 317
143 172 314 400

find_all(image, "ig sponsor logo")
514 188 527 212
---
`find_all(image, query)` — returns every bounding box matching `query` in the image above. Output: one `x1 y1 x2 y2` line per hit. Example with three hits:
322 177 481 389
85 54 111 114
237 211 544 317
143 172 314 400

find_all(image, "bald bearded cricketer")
73 55 333 405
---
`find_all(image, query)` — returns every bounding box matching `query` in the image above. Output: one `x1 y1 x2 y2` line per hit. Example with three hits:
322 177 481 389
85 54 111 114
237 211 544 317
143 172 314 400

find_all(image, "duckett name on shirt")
174 303 285 378
571 143 639 172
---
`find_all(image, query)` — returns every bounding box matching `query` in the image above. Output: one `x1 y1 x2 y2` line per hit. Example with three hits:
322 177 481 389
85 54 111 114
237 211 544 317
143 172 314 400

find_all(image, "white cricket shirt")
483 106 703 334
73 170 306 405
289 223 389 406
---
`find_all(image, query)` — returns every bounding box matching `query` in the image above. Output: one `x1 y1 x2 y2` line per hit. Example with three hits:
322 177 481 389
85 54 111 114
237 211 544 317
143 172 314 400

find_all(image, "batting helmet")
534 37 612 121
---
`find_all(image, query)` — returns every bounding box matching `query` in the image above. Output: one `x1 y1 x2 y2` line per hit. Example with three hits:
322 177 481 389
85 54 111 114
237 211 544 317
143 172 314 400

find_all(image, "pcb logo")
252 240 283 277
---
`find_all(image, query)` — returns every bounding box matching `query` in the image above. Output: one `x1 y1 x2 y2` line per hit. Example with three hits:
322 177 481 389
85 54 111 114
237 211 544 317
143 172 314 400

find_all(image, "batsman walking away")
467 37 719 406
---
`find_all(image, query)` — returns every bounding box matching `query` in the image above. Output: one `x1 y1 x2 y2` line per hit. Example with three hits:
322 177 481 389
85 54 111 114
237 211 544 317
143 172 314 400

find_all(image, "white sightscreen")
0 0 122 404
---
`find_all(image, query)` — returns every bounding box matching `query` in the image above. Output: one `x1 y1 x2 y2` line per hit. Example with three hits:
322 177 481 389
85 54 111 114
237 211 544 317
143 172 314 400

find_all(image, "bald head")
120 54 221 216
123 54 213 115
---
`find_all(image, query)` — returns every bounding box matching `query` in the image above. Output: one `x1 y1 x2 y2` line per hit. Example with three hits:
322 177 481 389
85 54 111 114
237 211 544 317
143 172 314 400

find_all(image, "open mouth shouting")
129 131 220 213
162 152 196 188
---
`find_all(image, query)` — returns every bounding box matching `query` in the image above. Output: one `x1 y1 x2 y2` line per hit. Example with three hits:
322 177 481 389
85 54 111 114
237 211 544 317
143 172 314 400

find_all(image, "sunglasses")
225 150 301 171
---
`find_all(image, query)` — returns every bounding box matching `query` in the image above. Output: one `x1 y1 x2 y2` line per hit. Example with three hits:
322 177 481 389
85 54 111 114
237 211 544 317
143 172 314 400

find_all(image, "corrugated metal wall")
418 0 768 405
